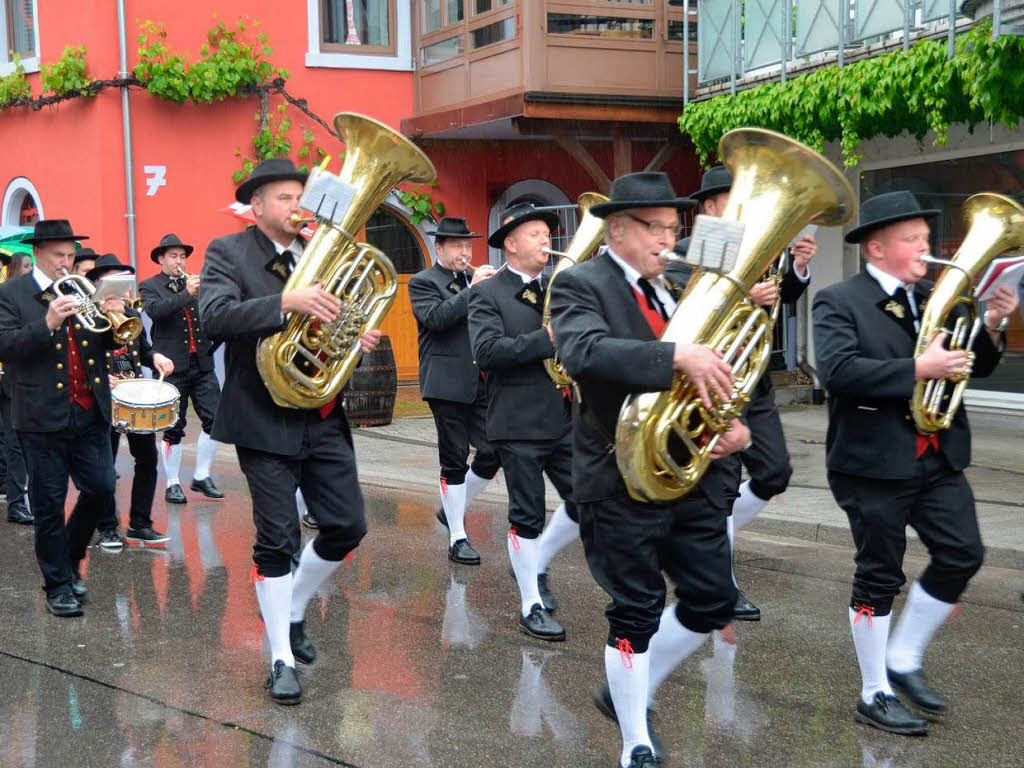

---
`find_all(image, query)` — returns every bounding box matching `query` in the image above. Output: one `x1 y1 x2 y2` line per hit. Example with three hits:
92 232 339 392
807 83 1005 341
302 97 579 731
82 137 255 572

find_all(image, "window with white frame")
1 0 39 73
307 0 412 70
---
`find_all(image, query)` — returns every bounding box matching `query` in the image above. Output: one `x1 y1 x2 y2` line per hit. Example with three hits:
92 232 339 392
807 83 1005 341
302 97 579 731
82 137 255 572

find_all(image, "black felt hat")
150 233 194 264
589 172 695 219
85 253 135 284
845 191 940 244
487 203 561 249
688 166 733 203
72 247 100 266
23 219 89 245
235 158 309 204
426 216 482 240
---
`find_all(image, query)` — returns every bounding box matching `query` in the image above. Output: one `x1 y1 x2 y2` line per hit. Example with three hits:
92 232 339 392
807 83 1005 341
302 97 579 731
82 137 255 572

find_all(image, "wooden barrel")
342 334 398 427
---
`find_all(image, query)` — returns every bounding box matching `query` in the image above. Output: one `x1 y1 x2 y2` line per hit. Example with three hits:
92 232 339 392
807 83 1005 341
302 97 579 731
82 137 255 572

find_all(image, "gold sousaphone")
912 193 1024 434
540 192 610 388
256 113 436 409
616 128 855 503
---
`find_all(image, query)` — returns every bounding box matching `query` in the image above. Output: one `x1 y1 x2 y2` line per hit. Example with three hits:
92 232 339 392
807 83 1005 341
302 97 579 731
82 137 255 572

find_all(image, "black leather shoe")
888 668 948 715
301 512 319 529
435 506 448 529
71 578 88 604
448 538 481 565
126 527 171 545
855 692 928 735
191 477 224 499
594 685 663 758
6 504 33 525
733 591 761 621
265 660 302 705
290 621 317 664
46 593 83 618
165 484 187 504
538 572 557 613
518 603 566 642
621 745 661 768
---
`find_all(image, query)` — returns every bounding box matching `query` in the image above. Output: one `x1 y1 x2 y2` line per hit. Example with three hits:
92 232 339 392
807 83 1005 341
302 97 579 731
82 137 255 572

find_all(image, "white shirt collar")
505 263 541 284
606 247 677 313
272 237 301 259
32 266 54 291
865 262 913 297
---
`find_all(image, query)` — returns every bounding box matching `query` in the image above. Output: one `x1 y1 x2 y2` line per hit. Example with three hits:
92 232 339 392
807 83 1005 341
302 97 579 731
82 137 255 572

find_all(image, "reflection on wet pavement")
0 467 1021 768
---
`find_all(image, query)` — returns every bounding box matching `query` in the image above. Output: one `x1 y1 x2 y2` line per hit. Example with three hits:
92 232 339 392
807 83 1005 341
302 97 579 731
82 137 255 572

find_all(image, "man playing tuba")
199 159 382 706
813 191 1017 735
550 173 749 768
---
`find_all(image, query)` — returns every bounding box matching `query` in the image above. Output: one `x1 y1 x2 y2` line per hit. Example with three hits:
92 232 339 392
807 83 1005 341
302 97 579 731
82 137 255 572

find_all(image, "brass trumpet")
174 265 199 282
53 268 143 344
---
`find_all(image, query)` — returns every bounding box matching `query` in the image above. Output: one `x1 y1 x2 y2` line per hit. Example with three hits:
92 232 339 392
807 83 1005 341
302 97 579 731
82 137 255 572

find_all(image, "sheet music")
299 167 358 228
687 214 746 273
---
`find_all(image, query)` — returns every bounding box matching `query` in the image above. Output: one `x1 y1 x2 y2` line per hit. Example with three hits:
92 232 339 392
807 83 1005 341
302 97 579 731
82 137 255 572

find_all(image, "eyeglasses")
622 213 683 239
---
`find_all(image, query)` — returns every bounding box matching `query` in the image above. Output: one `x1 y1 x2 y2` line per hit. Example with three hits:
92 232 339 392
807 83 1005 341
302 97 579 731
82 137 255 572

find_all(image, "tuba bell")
541 192 610 388
616 128 855 503
257 113 436 409
912 193 1024 434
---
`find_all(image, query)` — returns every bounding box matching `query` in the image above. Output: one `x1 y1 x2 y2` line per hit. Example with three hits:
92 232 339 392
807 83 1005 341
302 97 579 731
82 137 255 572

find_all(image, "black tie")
637 277 669 321
527 278 543 295
458 271 469 289
282 250 297 279
895 286 916 324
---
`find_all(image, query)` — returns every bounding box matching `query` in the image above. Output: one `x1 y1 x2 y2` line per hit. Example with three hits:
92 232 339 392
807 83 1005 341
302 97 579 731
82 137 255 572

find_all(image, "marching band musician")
0 220 125 617
686 165 817 621
199 158 380 706
408 216 501 565
70 247 100 278
0 251 32 525
812 191 1017 735
140 233 224 505
468 203 581 642
85 253 173 548
549 173 748 768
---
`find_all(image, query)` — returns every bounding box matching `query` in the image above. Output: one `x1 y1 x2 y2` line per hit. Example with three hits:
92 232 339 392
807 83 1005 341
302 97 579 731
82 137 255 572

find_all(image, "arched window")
365 206 428 273
1 177 43 229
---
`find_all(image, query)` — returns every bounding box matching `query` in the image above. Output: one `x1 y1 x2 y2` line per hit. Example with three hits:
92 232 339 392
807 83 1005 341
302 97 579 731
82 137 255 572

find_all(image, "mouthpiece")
542 247 567 258
289 213 315 228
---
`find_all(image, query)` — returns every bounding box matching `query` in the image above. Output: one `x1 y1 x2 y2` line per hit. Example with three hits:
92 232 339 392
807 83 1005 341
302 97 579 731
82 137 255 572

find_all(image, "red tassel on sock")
616 637 634 670
440 476 448 494
719 624 738 645
507 527 520 552
249 566 265 584
853 603 874 628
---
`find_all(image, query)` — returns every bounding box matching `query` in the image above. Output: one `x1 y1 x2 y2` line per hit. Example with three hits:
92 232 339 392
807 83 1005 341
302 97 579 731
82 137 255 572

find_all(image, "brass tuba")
256 113 436 409
912 193 1024 434
616 128 855 503
541 192 610 388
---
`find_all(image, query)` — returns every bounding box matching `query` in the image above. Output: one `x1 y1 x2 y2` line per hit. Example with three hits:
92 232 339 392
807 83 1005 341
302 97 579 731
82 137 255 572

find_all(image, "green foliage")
397 188 445 225
134 17 288 104
0 55 31 108
41 46 93 97
678 22 1024 168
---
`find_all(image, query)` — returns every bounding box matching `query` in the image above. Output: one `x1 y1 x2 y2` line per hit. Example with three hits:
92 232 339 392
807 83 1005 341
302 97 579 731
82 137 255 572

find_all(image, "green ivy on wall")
679 22 1024 168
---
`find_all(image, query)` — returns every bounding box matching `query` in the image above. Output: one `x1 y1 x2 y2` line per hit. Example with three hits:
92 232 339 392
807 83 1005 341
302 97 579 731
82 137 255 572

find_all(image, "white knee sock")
605 644 653 767
726 515 738 588
648 603 710 697
162 442 183 487
290 540 341 623
849 607 893 704
295 489 308 519
255 573 295 667
442 480 468 545
536 503 579 574
193 431 219 481
732 480 769 531
464 468 490 507
508 531 543 617
886 581 955 674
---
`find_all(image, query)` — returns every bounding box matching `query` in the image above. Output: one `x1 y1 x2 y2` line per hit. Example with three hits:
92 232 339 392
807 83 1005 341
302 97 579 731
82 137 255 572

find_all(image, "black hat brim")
235 171 309 204
687 184 732 203
23 232 89 245
487 211 561 249
844 209 941 244
427 230 483 239
86 264 135 284
589 198 695 220
150 243 195 264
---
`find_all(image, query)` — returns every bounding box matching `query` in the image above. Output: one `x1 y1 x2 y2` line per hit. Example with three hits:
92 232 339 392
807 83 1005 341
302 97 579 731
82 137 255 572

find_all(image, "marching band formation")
0 116 1021 768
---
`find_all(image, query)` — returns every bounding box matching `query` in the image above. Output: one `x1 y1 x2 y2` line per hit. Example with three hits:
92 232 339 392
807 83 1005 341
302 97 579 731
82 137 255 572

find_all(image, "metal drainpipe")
117 0 137 269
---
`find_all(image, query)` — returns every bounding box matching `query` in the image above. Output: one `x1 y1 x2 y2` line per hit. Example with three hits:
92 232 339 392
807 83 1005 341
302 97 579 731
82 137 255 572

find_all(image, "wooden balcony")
403 0 697 138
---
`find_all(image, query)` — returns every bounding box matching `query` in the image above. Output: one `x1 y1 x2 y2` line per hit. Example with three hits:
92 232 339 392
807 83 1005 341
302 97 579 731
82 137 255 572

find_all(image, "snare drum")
111 378 181 434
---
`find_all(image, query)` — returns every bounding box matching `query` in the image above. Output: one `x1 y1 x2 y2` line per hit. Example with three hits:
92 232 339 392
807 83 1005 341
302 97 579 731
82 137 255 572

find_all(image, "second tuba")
541 192 609 388
616 129 855 503
912 193 1024 434
256 113 436 409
